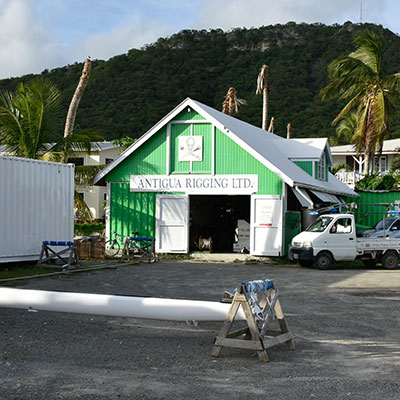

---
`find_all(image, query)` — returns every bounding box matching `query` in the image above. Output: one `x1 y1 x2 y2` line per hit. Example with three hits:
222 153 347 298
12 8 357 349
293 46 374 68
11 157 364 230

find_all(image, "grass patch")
0 263 59 280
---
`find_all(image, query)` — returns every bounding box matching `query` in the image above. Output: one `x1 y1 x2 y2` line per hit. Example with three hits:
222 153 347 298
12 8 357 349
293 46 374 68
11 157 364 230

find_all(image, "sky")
0 0 399 80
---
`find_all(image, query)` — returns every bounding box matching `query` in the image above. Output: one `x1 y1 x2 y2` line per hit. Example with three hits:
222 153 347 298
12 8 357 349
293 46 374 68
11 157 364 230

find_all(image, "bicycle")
104 232 127 258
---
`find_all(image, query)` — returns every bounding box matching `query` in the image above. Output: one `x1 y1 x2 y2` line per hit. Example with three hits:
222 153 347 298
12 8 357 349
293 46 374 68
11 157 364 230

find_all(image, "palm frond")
74 165 106 186
351 30 382 75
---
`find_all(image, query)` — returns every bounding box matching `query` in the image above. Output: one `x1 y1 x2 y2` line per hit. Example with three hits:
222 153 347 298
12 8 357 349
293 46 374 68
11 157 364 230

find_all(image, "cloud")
0 0 174 79
74 18 173 61
193 0 384 31
0 0 67 79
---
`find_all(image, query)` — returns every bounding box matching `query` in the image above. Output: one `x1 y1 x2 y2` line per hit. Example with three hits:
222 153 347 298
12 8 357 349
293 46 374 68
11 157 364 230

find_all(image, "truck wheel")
381 252 399 269
299 259 314 268
315 252 333 270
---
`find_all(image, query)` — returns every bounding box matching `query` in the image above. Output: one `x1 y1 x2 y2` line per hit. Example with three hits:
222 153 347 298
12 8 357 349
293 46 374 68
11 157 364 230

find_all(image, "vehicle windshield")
374 218 396 230
306 216 333 232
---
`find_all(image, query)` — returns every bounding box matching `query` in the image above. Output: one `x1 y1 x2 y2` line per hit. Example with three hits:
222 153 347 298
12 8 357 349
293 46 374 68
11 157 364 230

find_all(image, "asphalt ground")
1 261 400 399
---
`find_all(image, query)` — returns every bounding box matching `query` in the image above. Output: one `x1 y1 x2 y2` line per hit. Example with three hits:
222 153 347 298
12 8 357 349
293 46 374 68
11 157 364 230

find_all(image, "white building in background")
69 142 123 220
331 138 400 189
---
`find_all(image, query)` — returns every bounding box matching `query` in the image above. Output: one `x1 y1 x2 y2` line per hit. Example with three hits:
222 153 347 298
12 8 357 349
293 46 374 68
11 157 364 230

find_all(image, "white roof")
331 138 400 155
95 98 357 197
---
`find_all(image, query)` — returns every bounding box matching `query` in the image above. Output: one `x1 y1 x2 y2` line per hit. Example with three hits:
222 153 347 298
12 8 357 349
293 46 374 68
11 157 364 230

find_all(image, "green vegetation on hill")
1 22 400 142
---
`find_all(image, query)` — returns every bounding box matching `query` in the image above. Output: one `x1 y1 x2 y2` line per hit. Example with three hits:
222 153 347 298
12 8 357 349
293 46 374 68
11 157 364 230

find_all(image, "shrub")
75 222 105 236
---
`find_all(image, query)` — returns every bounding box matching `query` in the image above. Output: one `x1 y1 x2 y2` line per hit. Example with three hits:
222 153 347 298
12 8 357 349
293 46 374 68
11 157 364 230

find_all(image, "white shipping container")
0 156 75 263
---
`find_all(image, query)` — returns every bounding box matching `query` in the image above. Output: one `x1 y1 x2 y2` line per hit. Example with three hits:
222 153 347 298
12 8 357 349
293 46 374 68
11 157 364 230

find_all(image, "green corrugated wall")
295 161 313 177
352 191 400 229
215 128 282 195
170 124 190 173
109 184 156 239
107 127 167 181
173 109 206 121
192 124 212 173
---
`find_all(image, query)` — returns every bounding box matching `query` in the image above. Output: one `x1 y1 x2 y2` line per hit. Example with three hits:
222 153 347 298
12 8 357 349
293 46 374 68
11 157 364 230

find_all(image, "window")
330 218 352 234
105 158 114 165
380 157 387 173
318 154 326 180
306 216 333 232
373 156 388 173
67 157 84 166
77 192 85 201
390 220 400 232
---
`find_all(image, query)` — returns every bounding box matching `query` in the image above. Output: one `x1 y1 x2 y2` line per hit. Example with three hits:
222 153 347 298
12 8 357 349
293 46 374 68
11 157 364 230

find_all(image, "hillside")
1 22 400 143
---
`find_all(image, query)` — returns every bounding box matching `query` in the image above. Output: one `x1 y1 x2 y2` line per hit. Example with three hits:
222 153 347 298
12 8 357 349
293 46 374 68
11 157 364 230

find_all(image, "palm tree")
321 30 400 173
0 78 61 158
256 64 269 130
330 112 358 146
0 76 101 222
222 87 247 116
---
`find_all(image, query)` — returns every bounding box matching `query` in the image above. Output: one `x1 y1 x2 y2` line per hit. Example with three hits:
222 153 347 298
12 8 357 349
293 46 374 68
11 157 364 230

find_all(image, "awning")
293 187 313 207
310 190 340 203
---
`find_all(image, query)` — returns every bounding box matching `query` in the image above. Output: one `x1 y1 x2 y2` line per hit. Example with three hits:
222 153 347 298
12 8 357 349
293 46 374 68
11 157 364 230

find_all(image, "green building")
95 98 357 256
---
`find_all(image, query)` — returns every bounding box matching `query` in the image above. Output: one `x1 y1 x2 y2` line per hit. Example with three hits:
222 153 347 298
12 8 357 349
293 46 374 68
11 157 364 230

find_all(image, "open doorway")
189 195 250 253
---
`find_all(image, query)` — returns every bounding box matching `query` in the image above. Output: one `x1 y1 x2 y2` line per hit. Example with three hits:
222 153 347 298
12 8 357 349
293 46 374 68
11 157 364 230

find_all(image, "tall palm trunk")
256 64 269 130
64 57 91 139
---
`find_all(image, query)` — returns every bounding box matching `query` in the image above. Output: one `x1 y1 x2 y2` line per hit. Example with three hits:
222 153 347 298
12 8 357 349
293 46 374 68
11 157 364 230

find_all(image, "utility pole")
360 0 363 23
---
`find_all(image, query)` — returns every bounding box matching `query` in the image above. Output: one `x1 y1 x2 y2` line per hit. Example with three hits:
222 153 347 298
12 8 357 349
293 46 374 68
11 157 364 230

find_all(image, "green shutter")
294 161 314 177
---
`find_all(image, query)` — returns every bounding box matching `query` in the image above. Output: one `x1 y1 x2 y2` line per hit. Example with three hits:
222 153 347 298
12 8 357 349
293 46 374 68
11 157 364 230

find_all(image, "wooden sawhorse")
38 241 80 270
212 279 295 362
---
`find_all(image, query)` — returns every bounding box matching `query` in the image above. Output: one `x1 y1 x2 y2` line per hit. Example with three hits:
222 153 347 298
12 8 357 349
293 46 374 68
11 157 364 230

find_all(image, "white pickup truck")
289 213 400 270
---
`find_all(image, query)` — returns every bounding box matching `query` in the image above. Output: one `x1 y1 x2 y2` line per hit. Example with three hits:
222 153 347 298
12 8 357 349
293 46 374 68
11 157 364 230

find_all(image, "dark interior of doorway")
189 195 250 253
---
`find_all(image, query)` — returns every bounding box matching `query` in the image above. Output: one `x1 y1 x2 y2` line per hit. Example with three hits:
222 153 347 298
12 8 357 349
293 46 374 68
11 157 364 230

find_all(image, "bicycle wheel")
104 239 120 257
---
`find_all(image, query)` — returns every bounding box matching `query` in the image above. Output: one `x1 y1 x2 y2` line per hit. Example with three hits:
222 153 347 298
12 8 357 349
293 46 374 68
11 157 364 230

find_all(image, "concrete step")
189 252 277 264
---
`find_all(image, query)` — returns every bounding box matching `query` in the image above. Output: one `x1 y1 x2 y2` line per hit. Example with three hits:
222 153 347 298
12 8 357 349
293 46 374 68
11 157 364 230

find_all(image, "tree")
0 78 61 158
0 75 101 222
321 30 400 173
222 87 247 116
64 57 91 139
330 111 358 146
256 64 269 130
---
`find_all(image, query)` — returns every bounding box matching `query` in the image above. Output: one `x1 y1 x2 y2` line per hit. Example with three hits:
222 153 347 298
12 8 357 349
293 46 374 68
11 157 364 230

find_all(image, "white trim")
106 182 111 242
211 125 216 175
170 120 210 124
294 187 313 207
189 124 193 173
290 158 319 162
166 123 171 175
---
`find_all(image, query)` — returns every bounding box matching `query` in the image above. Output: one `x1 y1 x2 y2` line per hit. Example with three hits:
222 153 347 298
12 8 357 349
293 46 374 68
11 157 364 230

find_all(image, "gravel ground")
1 261 400 400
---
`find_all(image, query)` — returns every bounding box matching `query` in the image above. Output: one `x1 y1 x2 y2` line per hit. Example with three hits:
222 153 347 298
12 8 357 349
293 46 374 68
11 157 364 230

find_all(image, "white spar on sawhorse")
0 287 246 322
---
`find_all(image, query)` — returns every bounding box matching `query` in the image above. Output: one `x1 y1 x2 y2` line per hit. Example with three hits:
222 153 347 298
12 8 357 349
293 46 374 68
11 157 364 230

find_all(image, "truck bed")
356 237 400 252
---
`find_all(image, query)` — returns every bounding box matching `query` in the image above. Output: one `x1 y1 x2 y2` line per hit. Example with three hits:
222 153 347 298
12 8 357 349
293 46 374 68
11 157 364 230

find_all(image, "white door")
156 195 189 253
326 217 356 261
250 195 283 256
